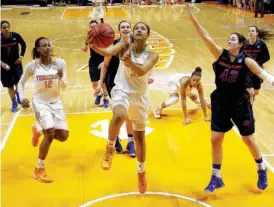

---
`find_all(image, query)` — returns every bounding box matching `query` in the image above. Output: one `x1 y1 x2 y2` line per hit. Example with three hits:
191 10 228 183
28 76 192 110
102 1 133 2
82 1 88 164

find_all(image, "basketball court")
1 3 274 207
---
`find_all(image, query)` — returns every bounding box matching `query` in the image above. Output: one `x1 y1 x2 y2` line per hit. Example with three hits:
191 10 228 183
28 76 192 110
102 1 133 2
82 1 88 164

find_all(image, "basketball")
89 23 115 48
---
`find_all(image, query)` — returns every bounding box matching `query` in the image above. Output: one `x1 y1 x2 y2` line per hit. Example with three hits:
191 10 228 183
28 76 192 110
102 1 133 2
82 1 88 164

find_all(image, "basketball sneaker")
257 169 268 190
94 95 102 106
204 175 225 192
103 98 109 108
138 171 147 194
11 99 18 113
101 146 114 170
153 108 162 119
126 141 136 157
33 168 52 183
115 138 123 153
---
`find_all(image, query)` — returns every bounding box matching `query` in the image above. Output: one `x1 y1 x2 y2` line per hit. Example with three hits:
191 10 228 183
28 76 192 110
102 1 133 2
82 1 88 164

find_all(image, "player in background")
153 67 211 125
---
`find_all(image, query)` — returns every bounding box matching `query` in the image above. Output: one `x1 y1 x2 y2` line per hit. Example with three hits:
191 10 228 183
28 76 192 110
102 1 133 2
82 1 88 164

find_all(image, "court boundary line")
232 126 274 173
0 123 12 126
0 108 23 152
78 191 212 207
61 8 67 20
262 154 274 157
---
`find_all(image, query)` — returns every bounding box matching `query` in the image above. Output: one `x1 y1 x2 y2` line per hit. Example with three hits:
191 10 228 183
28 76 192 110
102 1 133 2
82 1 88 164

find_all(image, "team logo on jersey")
238 58 243 63
257 45 260 49
243 120 250 127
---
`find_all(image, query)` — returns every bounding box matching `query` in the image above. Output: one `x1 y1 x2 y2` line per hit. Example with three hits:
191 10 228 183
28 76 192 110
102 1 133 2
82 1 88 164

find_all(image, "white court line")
262 154 274 157
1 84 91 95
18 107 185 117
1 8 12 10
30 7 49 10
61 8 67 20
232 126 274 173
67 7 86 9
76 64 88 72
0 123 12 126
0 108 23 152
79 191 212 207
19 110 112 117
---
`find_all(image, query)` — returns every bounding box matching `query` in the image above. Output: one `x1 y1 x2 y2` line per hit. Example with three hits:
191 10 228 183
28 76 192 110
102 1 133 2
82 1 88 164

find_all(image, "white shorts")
92 6 104 19
32 99 68 131
167 82 179 94
111 89 150 131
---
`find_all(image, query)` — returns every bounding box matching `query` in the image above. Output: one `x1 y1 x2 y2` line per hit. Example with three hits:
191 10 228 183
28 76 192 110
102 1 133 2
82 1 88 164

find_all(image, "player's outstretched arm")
186 4 223 59
245 57 274 86
91 42 125 57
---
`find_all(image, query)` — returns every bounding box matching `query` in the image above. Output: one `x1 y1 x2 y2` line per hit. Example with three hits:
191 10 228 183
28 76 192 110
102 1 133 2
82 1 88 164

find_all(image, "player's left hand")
15 57 23 64
148 77 154 84
57 69 63 80
204 116 211 122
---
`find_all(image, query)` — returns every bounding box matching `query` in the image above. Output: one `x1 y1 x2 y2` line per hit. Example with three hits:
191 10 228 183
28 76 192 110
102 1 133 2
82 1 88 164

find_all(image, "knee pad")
164 96 179 107
133 122 146 131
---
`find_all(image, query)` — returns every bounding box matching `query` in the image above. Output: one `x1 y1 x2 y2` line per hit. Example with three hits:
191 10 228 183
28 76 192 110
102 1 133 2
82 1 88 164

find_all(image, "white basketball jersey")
93 0 104 6
168 73 191 87
114 50 150 94
18 57 67 103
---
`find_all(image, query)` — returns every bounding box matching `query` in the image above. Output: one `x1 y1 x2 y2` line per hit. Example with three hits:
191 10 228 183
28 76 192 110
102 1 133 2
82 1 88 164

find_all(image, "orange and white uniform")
18 57 68 131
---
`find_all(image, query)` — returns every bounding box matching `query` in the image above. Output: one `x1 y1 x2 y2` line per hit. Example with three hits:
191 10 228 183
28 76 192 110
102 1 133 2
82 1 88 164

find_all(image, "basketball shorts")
210 90 255 136
246 74 263 90
1 63 23 88
92 6 104 19
89 63 101 82
111 88 150 131
32 99 68 131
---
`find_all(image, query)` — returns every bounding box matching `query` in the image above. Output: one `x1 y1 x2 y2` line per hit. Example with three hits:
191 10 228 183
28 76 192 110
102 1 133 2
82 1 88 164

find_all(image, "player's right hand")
94 83 102 97
2 63 10 70
82 45 88 52
184 117 191 125
98 62 104 70
22 99 30 109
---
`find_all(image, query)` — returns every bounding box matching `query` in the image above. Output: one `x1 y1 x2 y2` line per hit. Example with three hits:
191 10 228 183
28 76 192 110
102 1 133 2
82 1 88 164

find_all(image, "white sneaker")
153 109 162 119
